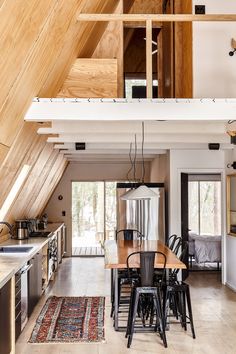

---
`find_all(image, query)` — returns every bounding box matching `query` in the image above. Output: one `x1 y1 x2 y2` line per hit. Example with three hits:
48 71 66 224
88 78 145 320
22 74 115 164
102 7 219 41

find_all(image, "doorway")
181 173 222 279
71 181 117 256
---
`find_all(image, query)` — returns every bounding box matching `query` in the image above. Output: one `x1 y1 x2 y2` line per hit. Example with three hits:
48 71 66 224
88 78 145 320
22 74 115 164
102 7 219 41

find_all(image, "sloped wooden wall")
0 0 120 240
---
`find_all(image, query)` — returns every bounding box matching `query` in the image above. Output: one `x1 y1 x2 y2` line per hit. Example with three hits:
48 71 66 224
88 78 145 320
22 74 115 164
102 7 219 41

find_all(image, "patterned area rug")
29 296 105 343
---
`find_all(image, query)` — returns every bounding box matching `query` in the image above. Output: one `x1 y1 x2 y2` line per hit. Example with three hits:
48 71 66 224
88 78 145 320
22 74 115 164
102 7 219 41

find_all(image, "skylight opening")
0 164 31 220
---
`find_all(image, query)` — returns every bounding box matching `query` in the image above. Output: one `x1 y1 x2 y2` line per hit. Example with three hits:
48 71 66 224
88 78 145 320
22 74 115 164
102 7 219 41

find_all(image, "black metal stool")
162 242 196 339
110 229 143 319
125 251 167 348
162 281 196 338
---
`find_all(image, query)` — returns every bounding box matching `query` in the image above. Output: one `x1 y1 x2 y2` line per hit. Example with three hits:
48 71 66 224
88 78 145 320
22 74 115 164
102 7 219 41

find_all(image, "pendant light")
121 122 158 200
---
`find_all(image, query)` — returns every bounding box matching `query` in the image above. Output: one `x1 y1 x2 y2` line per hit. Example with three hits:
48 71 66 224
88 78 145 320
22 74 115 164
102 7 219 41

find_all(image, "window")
188 180 221 235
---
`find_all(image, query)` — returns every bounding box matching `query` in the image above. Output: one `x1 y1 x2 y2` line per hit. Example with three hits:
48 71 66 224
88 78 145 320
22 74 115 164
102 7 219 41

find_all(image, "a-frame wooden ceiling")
0 0 122 238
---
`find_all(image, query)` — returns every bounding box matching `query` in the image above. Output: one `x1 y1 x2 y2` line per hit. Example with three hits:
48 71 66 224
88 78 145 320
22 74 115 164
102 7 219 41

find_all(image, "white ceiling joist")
60 149 166 156
53 143 232 151
25 98 236 122
37 120 227 135
47 133 229 144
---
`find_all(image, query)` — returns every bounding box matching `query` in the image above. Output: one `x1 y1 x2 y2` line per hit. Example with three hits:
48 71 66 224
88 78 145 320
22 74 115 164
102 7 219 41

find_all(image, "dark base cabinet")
28 251 42 317
0 280 12 354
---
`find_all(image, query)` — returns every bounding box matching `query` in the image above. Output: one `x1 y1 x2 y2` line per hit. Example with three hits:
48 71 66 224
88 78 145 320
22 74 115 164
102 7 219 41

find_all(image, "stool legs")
127 288 167 348
186 286 196 339
127 291 139 348
163 284 196 339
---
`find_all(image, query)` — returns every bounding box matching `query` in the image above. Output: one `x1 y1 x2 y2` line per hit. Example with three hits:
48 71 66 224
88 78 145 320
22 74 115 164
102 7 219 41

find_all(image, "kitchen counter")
0 222 64 288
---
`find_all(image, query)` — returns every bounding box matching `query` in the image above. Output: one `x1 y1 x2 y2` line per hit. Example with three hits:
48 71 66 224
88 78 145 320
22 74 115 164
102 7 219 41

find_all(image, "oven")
15 262 33 339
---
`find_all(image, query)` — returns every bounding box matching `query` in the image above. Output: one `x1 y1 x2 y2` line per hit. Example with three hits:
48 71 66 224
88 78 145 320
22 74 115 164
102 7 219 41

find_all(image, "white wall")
44 161 150 256
150 154 169 183
193 0 236 98
225 148 236 290
168 149 226 282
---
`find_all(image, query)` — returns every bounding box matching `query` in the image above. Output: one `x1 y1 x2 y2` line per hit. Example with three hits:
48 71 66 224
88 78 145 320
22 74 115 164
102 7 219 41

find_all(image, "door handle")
21 264 33 274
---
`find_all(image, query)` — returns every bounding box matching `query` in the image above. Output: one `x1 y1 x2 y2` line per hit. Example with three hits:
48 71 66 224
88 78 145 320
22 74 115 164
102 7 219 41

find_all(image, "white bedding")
188 232 221 263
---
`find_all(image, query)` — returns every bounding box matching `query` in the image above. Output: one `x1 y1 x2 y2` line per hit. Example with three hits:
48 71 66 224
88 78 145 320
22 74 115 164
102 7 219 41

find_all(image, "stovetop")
29 231 52 238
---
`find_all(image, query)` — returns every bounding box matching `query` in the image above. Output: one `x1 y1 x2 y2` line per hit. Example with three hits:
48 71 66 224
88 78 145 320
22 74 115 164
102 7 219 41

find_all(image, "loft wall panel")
57 59 118 98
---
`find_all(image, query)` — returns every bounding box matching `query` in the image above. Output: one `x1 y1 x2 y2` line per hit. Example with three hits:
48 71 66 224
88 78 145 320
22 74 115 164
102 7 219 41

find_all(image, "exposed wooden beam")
77 13 236 22
146 19 153 99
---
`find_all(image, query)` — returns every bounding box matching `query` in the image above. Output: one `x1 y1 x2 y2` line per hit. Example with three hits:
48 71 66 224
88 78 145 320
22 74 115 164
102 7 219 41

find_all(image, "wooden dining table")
104 239 186 331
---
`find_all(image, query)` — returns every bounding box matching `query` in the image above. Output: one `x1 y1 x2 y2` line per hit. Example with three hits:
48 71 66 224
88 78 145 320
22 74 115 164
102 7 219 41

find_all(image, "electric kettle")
15 220 30 240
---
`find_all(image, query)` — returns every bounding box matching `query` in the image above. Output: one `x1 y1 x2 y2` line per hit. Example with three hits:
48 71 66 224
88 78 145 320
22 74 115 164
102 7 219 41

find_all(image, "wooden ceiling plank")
0 0 59 114
37 159 68 217
0 124 46 207
0 143 9 165
27 153 66 217
23 148 60 217
9 144 56 220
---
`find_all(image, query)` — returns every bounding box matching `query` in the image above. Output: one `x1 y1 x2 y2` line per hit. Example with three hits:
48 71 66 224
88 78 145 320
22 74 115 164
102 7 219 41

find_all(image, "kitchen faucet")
0 221 14 238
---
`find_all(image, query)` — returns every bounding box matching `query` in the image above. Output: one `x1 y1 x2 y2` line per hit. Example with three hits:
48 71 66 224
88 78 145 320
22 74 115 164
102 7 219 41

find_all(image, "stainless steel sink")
0 246 33 253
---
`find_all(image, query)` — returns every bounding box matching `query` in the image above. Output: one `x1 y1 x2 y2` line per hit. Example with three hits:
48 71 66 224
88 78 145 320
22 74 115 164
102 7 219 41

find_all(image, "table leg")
114 268 119 331
111 268 114 304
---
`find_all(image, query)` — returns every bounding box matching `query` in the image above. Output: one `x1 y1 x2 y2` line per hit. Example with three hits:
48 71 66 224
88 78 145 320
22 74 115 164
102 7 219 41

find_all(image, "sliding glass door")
72 181 117 256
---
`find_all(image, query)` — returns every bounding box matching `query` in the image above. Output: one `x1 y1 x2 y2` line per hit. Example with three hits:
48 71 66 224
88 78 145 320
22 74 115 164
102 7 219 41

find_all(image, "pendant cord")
134 134 137 182
141 122 145 183
127 142 133 182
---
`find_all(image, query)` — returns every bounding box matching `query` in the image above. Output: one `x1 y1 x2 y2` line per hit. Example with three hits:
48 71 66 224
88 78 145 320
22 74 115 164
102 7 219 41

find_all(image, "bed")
188 231 221 265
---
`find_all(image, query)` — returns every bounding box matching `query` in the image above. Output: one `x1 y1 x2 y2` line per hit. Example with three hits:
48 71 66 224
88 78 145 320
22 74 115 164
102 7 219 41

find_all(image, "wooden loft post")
146 19 153 99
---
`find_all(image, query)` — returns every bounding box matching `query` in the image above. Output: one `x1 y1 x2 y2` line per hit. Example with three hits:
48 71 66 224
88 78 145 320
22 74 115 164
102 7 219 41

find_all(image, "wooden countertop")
104 240 186 269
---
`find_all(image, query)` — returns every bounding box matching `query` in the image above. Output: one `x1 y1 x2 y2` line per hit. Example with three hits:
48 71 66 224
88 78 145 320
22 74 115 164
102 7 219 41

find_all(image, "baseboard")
226 281 236 292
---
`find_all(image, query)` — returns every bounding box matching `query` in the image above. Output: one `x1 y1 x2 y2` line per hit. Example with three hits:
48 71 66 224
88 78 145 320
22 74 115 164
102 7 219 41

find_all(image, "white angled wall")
193 0 236 98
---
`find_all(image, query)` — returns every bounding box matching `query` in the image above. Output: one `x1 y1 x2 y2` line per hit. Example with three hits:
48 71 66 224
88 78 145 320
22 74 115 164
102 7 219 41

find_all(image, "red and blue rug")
29 296 105 343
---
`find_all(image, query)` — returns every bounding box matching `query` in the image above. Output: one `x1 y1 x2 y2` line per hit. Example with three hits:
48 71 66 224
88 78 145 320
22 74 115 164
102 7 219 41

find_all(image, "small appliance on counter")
37 213 48 230
15 220 30 240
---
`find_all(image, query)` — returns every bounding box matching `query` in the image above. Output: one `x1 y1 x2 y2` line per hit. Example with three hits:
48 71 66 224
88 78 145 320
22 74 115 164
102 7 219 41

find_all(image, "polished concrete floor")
16 258 236 354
